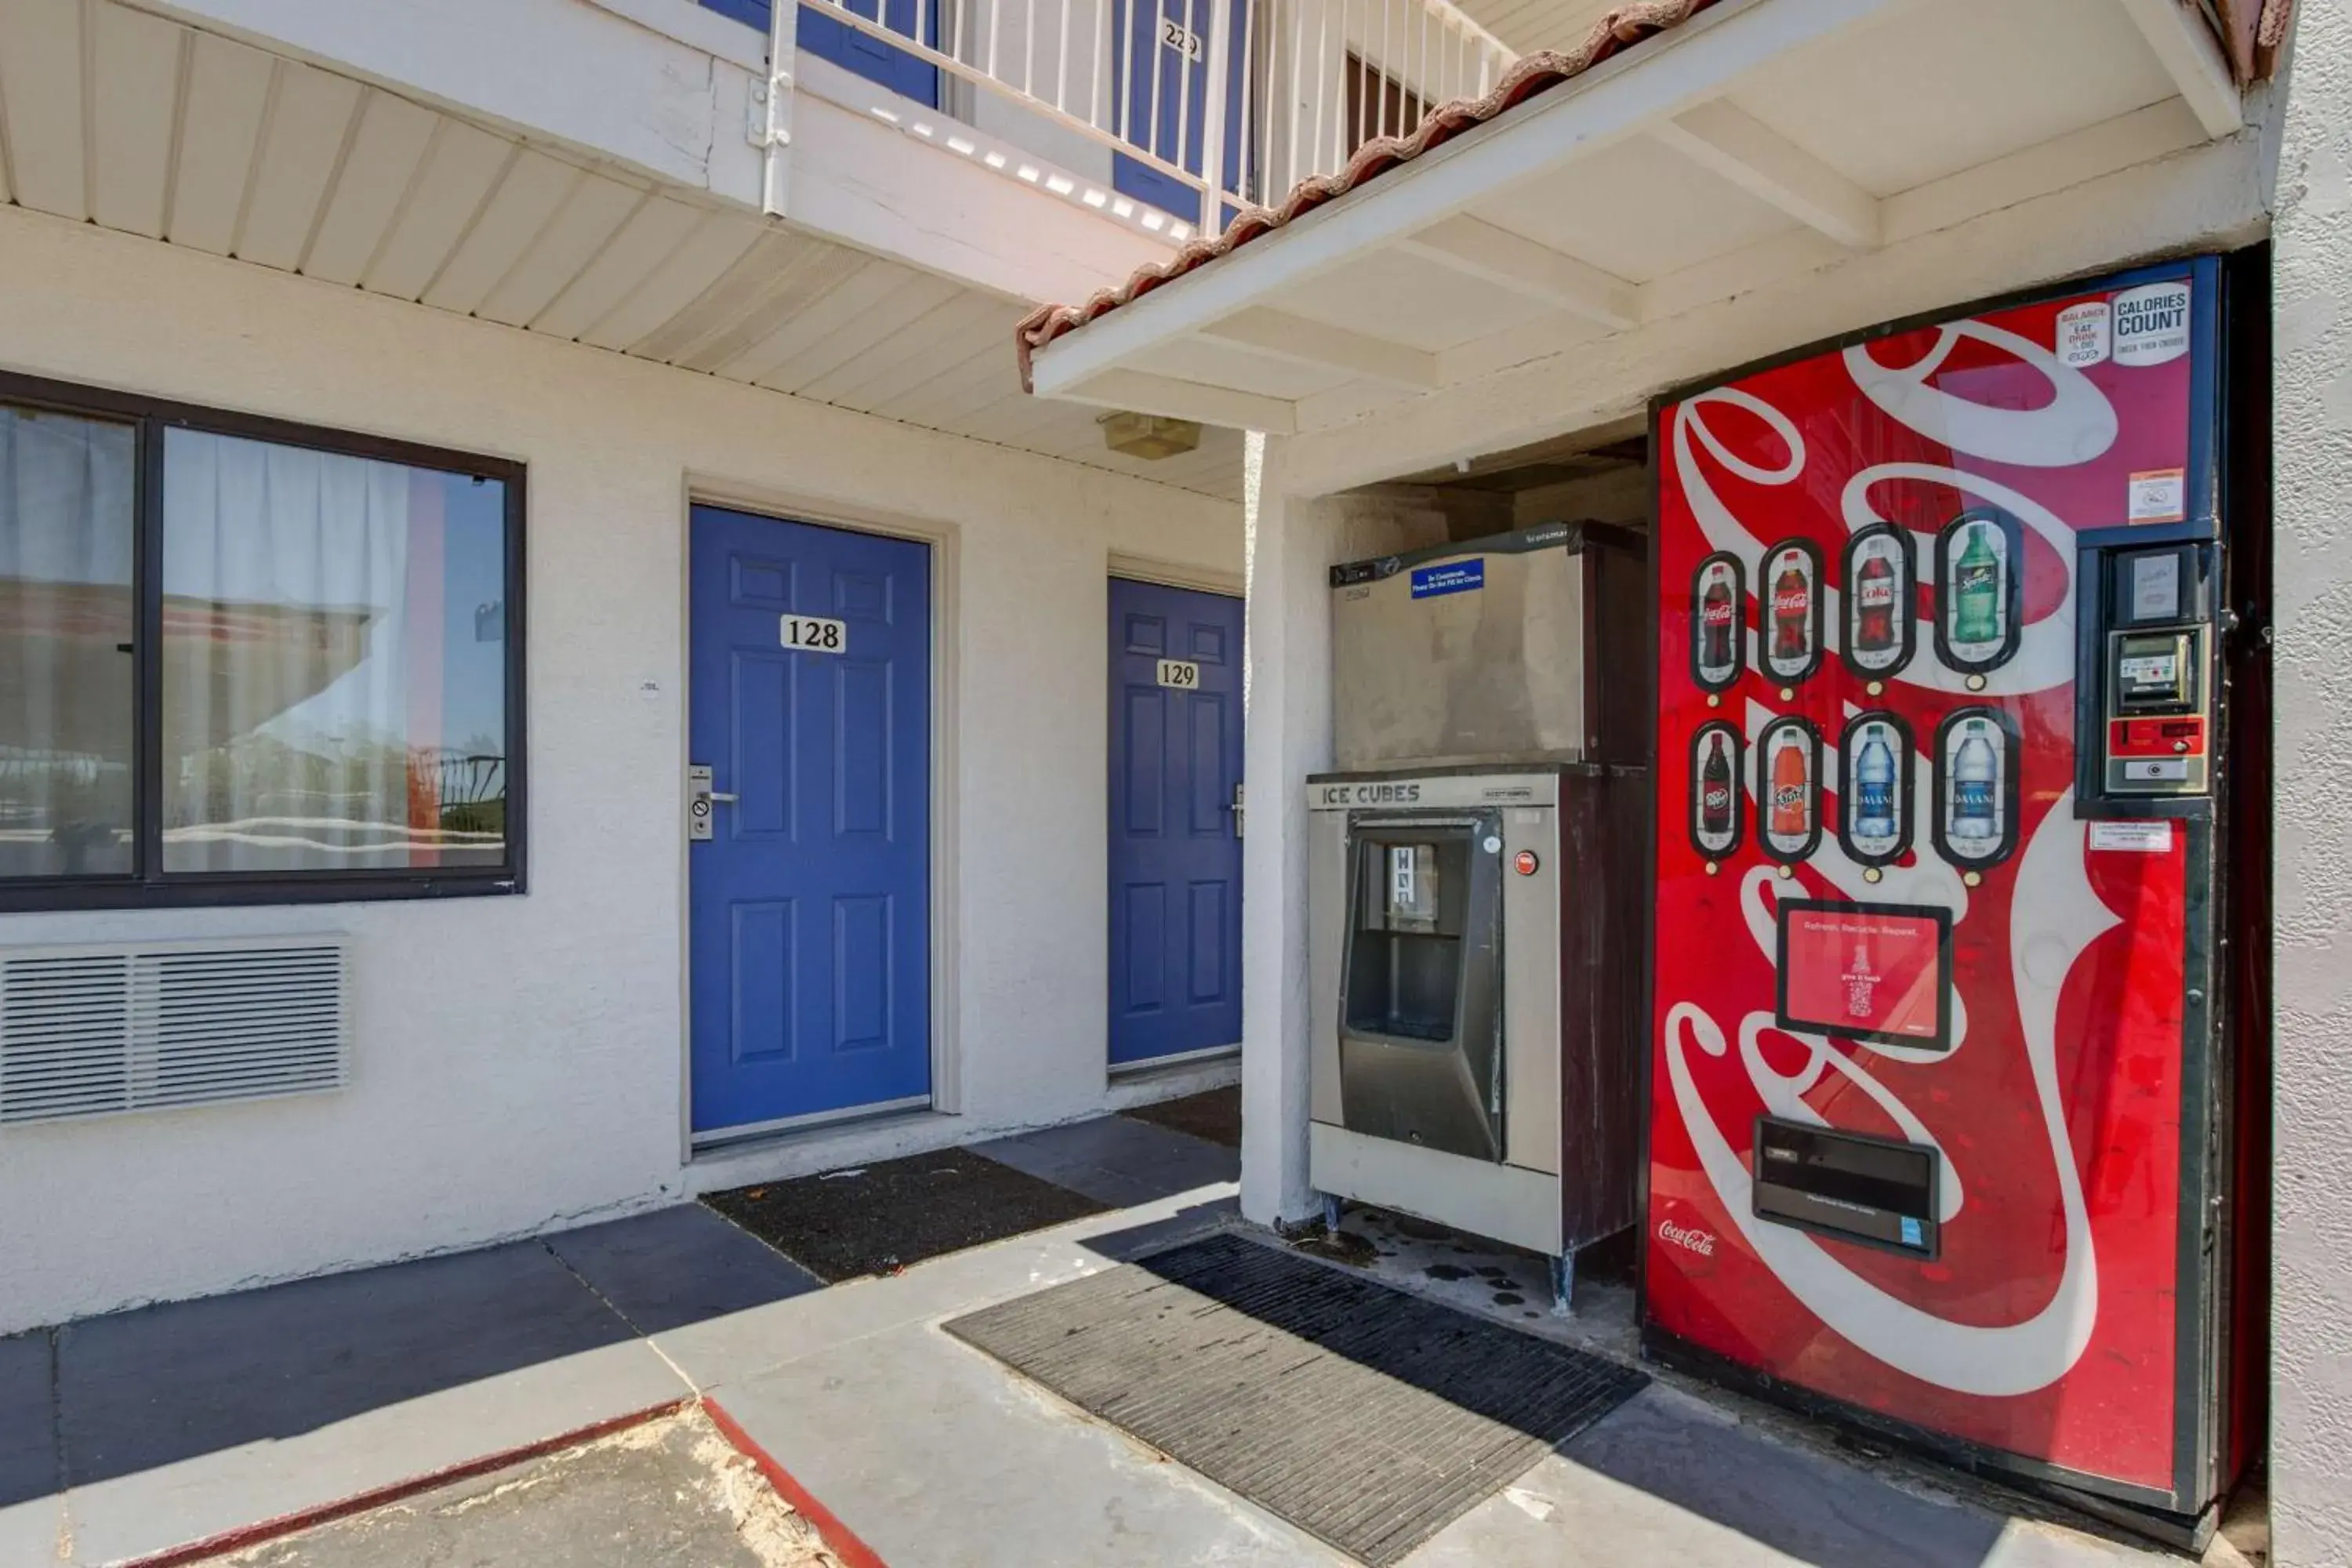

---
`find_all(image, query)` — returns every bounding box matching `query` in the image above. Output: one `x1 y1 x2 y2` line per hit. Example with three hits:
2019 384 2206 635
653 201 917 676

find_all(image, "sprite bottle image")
1950 521 2002 647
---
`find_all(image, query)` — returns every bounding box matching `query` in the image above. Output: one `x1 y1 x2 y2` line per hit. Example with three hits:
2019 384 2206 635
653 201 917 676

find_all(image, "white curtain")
0 406 136 878
161 430 416 873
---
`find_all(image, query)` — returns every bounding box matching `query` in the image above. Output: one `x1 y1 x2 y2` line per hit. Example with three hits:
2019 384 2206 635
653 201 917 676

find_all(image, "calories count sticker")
2111 280 2191 367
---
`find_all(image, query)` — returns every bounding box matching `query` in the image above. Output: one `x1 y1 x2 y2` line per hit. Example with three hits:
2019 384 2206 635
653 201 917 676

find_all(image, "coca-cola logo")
1658 1218 1717 1257
1773 590 1808 612
1702 601 1733 624
1857 580 1894 605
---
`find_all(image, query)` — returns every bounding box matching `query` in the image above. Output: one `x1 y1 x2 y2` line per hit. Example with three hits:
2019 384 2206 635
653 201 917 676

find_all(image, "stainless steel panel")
1501 807 1562 1175
1331 526 1591 770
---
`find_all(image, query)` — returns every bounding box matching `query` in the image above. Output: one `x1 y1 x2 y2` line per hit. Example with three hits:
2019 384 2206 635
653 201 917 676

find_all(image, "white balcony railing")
786 0 1517 237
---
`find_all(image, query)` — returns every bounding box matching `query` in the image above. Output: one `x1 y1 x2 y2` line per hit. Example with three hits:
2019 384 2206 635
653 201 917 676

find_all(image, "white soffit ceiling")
1024 0 2248 445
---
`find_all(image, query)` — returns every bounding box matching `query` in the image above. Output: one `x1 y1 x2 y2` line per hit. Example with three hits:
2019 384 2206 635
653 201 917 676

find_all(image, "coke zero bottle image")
1854 549 1896 655
1700 733 1733 841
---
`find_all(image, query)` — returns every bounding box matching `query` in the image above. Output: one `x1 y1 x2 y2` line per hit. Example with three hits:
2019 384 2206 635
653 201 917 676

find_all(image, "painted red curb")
119 1398 691 1568
703 1394 891 1568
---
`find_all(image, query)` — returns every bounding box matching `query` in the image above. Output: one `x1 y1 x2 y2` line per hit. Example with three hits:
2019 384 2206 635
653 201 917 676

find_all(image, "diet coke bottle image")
1758 717 1818 860
1762 541 1820 682
1936 510 2020 672
1690 554 1743 691
1842 525 1911 679
1692 725 1740 856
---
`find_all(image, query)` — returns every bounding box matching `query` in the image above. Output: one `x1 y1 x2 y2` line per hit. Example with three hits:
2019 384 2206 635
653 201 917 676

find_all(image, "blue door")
1112 0 1250 223
1108 579 1243 1066
689 506 932 1137
690 1 939 109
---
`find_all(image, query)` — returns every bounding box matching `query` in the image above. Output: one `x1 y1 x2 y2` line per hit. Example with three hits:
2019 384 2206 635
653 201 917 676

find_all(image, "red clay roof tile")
1014 0 1723 391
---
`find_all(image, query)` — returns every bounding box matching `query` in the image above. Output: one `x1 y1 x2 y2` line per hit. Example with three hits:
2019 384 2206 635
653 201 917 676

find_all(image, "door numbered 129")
1156 659 1200 689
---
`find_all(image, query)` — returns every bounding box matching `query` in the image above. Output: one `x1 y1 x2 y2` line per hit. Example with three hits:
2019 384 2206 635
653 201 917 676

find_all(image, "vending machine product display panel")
1641 256 2256 1531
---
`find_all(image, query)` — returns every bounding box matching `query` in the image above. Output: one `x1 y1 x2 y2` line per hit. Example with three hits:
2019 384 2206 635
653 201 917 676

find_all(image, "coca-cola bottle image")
1950 523 2002 648
1952 724 1998 840
1771 560 1810 665
1853 550 1896 655
1700 574 1735 673
1769 736 1809 839
1700 733 1733 841
1854 734 1896 839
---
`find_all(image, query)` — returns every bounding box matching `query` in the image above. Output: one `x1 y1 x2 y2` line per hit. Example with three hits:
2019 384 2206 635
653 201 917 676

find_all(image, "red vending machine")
1642 256 2265 1537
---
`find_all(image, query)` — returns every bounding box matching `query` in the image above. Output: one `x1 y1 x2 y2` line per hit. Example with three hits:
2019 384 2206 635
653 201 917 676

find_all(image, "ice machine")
1308 523 1648 1308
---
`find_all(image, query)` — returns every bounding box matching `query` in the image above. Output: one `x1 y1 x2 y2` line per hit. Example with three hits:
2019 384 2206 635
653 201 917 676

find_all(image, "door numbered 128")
782 614 848 652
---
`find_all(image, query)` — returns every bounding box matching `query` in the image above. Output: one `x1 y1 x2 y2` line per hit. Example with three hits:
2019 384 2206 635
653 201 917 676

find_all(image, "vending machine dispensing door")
1334 811 1505 1162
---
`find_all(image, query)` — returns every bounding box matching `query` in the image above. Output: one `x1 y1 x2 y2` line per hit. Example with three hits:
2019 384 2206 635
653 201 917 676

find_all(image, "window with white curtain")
0 374 523 907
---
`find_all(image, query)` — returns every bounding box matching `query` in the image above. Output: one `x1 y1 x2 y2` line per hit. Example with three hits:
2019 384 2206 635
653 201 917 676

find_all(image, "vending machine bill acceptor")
1641 256 2263 1537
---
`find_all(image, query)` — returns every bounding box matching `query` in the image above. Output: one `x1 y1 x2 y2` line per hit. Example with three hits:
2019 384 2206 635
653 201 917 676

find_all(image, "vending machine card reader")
2086 539 2218 800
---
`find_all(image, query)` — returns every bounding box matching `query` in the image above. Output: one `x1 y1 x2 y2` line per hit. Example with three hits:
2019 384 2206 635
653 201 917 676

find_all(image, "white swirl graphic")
1664 794 2110 1395
1843 322 2117 468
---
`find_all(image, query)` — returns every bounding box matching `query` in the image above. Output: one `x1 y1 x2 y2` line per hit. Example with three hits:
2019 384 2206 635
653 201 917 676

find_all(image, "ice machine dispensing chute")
1335 813 1504 1163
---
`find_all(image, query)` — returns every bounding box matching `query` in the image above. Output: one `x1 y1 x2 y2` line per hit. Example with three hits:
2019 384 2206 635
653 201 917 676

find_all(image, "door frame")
1105 560 1247 1081
677 477 962 1160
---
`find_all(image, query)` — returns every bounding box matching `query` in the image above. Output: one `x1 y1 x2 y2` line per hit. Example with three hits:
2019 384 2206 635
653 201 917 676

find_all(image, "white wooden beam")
1199 308 1440 390
2117 0 2242 139
1649 100 1879 248
1396 217 1639 329
1061 368 1298 435
1026 0 1905 397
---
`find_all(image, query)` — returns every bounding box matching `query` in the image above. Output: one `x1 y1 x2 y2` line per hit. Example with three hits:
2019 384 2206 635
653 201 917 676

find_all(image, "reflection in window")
160 430 509 873
0 405 137 879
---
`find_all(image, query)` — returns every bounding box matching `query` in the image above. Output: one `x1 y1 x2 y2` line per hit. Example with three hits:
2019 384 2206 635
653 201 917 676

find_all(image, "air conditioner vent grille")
1 939 347 1126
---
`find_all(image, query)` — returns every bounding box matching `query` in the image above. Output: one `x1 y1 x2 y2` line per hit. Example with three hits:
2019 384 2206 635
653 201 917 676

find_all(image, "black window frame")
0 368 528 911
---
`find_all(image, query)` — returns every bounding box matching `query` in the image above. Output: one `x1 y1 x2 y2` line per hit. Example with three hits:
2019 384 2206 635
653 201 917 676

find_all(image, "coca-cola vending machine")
1642 256 2267 1539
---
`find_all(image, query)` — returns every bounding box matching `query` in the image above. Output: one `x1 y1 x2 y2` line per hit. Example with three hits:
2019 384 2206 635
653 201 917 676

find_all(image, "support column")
1237 438 1448 1227
2268 7 2352 1563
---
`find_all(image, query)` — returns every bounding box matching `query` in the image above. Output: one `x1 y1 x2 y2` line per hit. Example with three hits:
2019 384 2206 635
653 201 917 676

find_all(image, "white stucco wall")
2264 5 2352 1563
0 203 1241 1335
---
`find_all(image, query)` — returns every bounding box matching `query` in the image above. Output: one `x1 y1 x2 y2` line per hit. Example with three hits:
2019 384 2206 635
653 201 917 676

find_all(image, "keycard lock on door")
687 764 736 840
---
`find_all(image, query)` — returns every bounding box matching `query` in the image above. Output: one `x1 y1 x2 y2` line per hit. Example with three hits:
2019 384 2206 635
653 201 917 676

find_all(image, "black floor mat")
1119 1086 1241 1148
945 1232 1646 1566
702 1148 1109 1283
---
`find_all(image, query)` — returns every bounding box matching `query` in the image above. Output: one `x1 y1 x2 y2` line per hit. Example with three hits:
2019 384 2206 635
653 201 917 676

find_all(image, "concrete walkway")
0 1108 2192 1567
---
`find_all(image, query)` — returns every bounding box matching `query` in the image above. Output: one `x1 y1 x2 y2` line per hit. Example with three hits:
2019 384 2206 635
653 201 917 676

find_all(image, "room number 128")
782 614 848 653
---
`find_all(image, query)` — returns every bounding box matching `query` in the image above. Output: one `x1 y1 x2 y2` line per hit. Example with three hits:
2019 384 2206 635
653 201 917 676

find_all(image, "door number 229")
1156 659 1200 689
782 614 848 653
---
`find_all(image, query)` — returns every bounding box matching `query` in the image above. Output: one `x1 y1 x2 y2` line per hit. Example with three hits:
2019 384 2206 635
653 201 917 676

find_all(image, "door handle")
707 791 739 803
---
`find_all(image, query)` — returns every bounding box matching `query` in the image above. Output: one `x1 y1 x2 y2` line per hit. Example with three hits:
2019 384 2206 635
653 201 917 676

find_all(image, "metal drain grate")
946 1232 1646 1566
